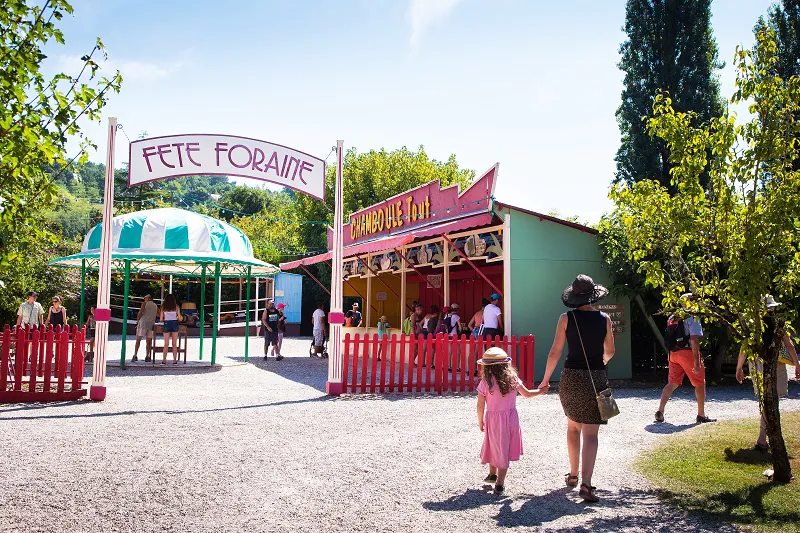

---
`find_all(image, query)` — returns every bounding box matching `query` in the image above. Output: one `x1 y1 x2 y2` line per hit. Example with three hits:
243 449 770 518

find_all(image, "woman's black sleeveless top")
564 310 607 370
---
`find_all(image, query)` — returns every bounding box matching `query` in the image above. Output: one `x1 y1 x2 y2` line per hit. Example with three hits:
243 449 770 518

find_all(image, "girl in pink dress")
477 347 547 494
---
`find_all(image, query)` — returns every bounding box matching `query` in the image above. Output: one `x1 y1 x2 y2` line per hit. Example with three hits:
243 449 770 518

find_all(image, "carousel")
49 207 279 366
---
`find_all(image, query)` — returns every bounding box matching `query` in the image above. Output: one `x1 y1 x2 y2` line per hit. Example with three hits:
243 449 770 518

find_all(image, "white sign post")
90 117 117 401
128 134 326 201
326 140 345 395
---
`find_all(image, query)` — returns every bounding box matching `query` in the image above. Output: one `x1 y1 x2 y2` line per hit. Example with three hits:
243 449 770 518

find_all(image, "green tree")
608 30 800 482
616 0 724 190
0 0 121 292
757 0 800 80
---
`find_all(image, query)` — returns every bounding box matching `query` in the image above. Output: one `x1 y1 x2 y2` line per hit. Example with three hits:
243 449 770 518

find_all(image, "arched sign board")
128 134 326 201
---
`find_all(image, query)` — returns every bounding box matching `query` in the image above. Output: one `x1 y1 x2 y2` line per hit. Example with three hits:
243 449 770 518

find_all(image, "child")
476 347 546 494
376 316 389 361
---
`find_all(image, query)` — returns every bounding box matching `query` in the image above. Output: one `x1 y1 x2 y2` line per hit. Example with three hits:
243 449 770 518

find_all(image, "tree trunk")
761 342 793 482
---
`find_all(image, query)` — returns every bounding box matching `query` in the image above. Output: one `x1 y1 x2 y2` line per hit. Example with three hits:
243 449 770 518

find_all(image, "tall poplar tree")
615 0 724 190
757 0 800 80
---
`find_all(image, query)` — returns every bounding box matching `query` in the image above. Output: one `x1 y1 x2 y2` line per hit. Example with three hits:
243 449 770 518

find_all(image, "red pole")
370 334 379 393
388 335 396 393
299 265 331 296
28 327 39 393
441 234 503 298
43 326 54 392
360 334 369 393
14 327 25 391
342 333 350 393
0 325 9 392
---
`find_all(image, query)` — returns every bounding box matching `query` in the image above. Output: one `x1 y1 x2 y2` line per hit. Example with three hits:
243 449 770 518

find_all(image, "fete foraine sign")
128 134 326 200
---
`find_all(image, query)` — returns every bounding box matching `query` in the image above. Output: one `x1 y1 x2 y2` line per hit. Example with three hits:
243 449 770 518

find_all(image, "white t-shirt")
483 304 502 329
312 309 326 332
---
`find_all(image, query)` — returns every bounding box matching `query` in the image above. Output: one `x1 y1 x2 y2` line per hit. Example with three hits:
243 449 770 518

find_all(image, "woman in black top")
538 275 615 503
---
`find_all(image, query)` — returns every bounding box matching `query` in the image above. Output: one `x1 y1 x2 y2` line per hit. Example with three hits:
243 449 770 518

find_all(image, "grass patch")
637 411 800 532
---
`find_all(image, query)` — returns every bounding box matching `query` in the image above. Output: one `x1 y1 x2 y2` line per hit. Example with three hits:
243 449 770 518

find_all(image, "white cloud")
409 0 465 48
56 55 179 82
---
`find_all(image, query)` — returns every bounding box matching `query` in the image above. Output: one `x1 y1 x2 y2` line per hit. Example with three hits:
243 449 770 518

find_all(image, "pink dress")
477 378 523 469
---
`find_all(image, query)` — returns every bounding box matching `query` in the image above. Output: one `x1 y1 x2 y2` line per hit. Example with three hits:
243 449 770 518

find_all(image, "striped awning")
49 208 279 277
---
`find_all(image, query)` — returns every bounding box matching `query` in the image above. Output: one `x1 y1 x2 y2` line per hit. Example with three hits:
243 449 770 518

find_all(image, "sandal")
483 474 498 484
579 483 599 503
493 484 505 495
565 473 579 487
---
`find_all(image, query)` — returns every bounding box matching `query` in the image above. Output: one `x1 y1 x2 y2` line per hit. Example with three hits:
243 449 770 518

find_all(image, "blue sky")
51 0 775 222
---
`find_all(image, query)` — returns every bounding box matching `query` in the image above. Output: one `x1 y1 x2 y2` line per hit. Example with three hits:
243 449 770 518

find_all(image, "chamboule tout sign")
128 134 327 200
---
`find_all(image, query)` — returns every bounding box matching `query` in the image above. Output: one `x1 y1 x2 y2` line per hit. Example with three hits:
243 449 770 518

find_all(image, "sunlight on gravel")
1 336 797 532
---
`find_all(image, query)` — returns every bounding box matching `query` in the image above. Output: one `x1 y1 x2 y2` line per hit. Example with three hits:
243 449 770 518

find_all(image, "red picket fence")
342 333 535 394
0 324 88 402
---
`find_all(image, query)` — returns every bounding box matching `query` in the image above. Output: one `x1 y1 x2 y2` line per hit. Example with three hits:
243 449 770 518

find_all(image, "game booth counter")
281 164 632 381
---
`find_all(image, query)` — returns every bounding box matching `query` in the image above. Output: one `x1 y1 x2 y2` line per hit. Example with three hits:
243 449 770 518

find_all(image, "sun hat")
477 347 512 365
762 294 782 308
353 302 359 308
450 303 459 310
490 293 501 301
561 274 609 308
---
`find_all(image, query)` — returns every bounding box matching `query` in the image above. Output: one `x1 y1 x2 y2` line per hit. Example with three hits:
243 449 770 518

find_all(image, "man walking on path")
16 291 44 328
262 300 283 361
312 302 326 356
133 295 158 362
655 294 716 424
483 293 503 338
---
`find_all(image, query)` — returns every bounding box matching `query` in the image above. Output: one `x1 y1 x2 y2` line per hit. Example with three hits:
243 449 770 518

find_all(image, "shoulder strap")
570 311 599 397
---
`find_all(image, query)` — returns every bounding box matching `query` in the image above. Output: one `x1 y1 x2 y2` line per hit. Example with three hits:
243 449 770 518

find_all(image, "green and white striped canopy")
49 208 278 277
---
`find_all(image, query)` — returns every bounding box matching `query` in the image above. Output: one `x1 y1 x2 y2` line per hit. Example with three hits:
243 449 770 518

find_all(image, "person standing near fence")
483 294 503 338
160 294 182 365
376 315 389 361
16 291 44 329
469 299 489 339
133 295 158 362
538 275 615 503
45 295 67 330
476 347 546 495
312 301 326 356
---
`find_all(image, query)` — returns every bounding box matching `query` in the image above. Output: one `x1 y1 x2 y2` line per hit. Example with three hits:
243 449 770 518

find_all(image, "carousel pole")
120 259 131 366
199 264 206 361
244 266 251 362
326 140 345 396
90 117 117 401
211 262 221 365
79 258 86 324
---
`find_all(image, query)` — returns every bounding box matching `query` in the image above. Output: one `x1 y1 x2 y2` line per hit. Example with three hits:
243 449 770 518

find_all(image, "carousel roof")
49 208 279 277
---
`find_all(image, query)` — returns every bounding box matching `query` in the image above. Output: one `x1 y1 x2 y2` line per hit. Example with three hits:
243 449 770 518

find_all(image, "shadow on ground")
230 355 329 392
0 396 331 421
724 447 773 466
425 487 738 531
645 422 696 435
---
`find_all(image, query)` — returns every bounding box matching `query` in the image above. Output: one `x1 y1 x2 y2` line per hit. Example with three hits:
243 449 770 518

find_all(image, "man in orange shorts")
655 304 716 424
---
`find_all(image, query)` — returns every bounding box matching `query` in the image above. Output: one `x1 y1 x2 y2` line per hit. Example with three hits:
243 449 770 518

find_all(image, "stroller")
309 335 329 358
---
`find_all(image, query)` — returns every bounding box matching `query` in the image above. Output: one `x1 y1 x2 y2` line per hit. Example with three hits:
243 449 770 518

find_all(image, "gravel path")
2 336 798 532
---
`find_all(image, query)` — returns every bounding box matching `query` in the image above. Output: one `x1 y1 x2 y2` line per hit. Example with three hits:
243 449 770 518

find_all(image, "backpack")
402 316 412 335
434 314 452 336
664 317 690 352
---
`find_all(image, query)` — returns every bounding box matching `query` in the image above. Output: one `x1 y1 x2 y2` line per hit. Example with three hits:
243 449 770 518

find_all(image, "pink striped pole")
90 117 117 401
326 140 345 396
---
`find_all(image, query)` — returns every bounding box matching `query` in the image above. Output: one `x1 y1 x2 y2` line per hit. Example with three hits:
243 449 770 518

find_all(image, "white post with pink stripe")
90 117 117 401
326 140 345 395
